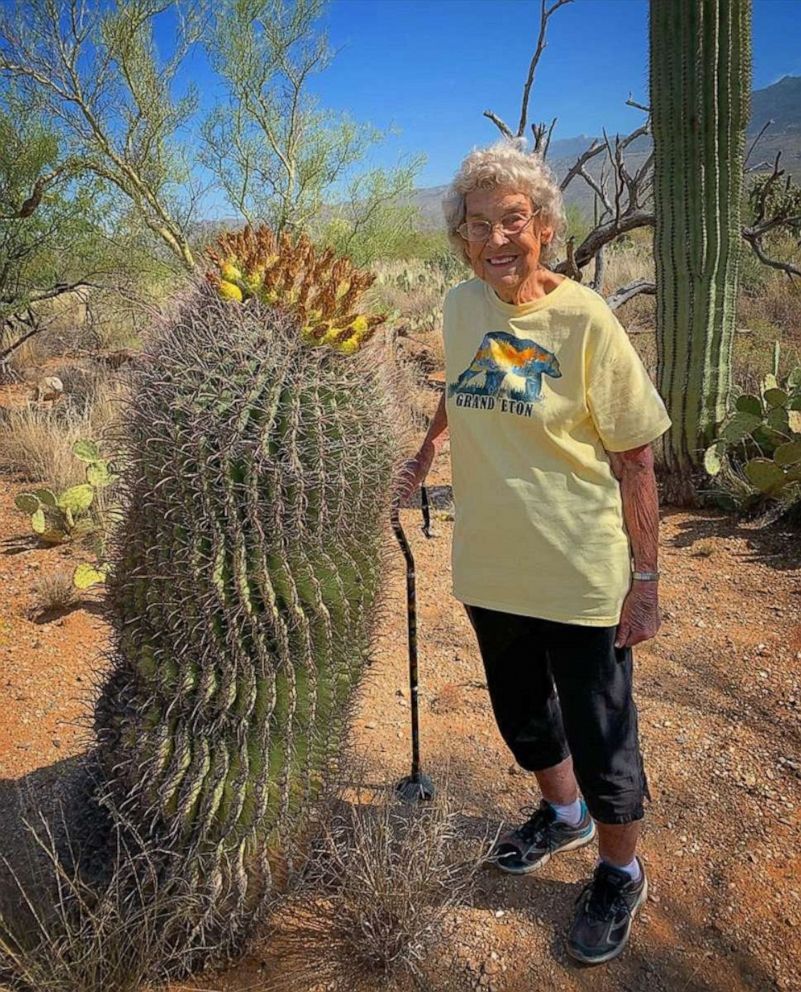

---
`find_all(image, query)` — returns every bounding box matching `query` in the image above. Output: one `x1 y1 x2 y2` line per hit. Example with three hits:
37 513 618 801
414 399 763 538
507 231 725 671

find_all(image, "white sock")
548 797 584 826
598 855 641 883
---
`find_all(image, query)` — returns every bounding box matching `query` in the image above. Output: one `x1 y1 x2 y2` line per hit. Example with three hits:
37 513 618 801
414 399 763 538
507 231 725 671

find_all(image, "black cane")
392 484 435 803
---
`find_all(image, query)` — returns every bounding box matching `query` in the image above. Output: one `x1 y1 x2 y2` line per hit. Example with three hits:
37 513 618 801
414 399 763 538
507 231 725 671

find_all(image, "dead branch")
744 119 774 171
516 0 574 137
606 279 656 310
0 281 100 361
741 151 801 279
483 0 573 144
0 160 80 220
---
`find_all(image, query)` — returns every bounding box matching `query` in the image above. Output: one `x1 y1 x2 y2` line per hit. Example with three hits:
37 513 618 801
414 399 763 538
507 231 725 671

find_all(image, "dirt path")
1 437 800 991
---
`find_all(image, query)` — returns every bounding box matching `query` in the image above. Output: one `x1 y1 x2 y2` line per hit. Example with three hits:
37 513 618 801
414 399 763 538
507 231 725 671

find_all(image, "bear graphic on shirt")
448 331 562 403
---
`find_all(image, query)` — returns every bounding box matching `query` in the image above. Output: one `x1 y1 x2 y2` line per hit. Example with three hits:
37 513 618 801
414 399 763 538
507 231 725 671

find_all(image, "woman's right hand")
394 440 435 506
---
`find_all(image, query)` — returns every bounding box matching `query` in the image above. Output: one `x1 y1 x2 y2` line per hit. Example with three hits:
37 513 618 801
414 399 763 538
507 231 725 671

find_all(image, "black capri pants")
464 603 651 825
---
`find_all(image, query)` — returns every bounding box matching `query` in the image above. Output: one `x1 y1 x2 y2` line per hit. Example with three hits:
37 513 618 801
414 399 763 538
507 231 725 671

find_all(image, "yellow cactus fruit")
218 280 243 303
221 262 242 283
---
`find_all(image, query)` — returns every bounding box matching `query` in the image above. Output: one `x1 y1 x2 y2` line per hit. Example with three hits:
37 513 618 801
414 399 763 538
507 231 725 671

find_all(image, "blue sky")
168 0 801 215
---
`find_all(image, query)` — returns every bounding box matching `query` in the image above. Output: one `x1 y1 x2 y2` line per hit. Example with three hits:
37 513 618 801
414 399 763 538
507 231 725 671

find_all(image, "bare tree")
741 152 801 279
483 0 798 308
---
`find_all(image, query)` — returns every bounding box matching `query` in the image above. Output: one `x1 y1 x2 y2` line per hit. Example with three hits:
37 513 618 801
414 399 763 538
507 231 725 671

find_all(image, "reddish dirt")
2 410 800 991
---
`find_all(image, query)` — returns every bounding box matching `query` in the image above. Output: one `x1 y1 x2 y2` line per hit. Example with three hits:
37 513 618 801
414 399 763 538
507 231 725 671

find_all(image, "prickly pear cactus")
93 230 407 949
706 366 801 502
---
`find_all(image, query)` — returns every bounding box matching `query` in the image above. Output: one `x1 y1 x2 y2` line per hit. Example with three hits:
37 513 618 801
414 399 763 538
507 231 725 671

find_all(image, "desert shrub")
0 405 93 489
0 372 128 487
30 567 78 615
0 801 233 992
266 783 489 992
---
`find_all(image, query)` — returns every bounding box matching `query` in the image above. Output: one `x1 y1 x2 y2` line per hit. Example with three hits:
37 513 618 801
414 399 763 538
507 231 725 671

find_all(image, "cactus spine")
649 0 752 501
92 233 405 952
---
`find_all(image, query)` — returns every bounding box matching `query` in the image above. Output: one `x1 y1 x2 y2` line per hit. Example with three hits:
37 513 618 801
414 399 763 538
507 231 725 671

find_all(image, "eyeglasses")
457 208 541 243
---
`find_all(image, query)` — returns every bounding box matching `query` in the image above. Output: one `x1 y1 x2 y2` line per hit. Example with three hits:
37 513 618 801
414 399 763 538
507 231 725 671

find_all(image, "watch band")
632 570 660 581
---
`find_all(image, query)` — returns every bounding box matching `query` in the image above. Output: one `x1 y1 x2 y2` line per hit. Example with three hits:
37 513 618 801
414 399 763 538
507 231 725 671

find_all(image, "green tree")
201 0 422 247
0 95 101 365
0 0 203 272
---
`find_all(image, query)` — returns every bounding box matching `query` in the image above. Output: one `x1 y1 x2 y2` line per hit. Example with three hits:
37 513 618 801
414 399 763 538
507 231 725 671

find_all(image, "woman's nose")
484 226 510 249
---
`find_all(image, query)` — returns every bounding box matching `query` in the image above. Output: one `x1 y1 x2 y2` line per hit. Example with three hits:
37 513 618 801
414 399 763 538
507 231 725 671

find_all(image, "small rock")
493 911 504 919
364 721 376 730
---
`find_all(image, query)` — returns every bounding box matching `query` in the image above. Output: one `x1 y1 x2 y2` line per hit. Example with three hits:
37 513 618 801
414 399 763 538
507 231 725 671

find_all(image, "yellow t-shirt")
442 275 671 626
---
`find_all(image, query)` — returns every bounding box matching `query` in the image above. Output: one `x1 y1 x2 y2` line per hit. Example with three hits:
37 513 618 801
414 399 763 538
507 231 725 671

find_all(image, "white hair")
441 139 567 267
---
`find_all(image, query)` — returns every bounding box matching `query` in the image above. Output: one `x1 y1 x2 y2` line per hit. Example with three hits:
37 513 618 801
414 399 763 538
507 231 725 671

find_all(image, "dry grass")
31 568 79 615
0 804 227 992
0 373 129 490
0 405 96 489
266 779 490 992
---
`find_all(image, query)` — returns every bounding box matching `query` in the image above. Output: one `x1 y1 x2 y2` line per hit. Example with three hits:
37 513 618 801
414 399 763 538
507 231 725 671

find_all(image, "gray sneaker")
566 856 648 964
491 798 596 874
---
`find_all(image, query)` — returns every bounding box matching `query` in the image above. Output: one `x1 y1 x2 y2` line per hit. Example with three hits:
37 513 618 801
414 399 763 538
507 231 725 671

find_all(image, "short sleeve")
586 309 671 452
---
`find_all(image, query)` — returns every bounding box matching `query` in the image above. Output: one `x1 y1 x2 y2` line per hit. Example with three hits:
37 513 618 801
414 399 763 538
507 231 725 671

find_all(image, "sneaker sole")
493 820 597 875
565 873 649 965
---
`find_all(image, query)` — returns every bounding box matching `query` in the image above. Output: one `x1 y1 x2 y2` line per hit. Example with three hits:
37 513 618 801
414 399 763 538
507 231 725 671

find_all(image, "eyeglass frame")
456 206 543 243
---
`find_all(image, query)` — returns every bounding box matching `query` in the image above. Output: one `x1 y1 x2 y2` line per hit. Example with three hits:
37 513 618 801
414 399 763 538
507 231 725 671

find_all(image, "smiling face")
463 187 554 304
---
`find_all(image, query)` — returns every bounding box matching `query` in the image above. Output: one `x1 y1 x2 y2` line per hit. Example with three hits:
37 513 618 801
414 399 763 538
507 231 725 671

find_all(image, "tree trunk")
650 0 752 504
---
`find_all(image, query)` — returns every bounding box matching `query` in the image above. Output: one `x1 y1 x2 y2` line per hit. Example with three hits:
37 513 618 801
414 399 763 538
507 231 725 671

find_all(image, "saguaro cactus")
650 0 752 502
92 231 406 951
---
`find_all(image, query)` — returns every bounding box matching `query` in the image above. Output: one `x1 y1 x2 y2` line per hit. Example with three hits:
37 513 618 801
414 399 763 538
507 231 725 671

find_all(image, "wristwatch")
632 570 660 581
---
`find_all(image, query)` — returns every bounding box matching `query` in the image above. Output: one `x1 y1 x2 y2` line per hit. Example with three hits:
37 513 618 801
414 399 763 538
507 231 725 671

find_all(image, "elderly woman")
398 141 670 966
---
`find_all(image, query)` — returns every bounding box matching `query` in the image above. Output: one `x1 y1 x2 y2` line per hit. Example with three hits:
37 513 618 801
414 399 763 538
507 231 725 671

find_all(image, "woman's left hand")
615 581 661 648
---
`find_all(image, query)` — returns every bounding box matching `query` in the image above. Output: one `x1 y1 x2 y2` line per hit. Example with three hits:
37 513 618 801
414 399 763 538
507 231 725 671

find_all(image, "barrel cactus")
91 228 408 953
649 0 752 502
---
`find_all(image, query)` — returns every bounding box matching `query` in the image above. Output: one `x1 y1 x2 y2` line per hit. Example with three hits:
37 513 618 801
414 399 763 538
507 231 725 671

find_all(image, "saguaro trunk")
650 0 751 504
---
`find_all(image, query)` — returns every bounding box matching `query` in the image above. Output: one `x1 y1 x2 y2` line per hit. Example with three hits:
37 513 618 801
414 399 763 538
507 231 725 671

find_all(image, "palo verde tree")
200 0 423 260
649 0 752 503
0 95 102 374
0 0 203 273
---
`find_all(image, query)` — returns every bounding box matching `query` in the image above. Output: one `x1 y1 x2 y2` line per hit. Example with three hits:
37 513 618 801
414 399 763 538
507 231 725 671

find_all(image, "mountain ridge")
409 75 801 224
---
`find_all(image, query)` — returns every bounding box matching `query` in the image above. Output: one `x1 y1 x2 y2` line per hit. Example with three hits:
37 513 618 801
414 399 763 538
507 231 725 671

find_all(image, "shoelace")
512 802 556 849
575 865 633 922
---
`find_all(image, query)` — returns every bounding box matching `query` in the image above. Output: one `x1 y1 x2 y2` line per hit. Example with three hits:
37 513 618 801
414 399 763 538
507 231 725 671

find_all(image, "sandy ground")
2 420 801 992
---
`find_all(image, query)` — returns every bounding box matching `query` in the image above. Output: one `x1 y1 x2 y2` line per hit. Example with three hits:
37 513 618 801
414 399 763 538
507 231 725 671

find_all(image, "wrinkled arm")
607 443 661 648
421 391 448 454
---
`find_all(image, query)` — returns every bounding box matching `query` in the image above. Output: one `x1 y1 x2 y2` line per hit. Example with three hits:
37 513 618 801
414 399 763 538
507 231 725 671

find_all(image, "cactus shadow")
0 752 98 937
0 533 39 556
666 510 800 573
30 598 106 625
